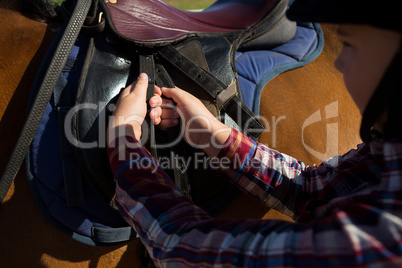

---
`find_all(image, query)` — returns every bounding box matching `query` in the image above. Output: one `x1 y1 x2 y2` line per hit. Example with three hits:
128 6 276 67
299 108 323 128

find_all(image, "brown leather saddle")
55 0 296 215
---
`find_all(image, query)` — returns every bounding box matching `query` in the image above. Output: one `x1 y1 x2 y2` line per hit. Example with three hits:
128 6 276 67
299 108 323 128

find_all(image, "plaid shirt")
108 129 402 267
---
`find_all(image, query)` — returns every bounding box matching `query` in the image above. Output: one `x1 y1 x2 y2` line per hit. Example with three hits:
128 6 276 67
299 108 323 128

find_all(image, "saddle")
54 0 293 208
25 0 323 246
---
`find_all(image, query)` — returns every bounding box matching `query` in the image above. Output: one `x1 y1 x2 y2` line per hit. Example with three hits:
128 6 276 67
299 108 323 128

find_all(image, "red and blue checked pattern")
108 130 402 267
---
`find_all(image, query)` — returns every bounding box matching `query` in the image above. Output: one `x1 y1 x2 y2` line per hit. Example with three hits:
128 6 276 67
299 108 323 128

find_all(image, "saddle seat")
104 0 291 44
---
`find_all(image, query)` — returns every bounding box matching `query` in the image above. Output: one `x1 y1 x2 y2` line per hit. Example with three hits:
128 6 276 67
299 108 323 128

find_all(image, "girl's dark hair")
0 0 58 19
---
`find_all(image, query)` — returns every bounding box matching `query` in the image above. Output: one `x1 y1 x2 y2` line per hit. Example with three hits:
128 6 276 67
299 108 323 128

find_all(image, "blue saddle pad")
237 22 322 115
26 22 323 246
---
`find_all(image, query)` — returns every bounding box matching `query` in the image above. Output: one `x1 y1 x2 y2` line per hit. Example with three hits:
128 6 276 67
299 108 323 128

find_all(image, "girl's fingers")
158 119 179 130
154 85 162 96
149 95 162 107
149 107 162 123
160 108 179 119
149 95 175 108
161 98 175 108
148 90 179 128
153 116 161 125
149 107 179 125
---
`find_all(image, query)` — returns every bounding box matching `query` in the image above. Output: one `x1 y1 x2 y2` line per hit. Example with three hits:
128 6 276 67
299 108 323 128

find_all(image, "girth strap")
139 54 157 157
157 45 265 139
139 54 192 199
139 55 156 102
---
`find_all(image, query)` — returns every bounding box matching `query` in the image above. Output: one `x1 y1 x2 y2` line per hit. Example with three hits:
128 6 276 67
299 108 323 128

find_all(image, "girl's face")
334 24 401 115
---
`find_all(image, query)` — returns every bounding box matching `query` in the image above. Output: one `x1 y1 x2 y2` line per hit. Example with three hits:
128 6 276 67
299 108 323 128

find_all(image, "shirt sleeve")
108 134 399 267
217 128 341 219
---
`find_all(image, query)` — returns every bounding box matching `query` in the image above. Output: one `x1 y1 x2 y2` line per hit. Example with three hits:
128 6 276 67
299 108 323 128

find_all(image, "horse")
0 1 361 267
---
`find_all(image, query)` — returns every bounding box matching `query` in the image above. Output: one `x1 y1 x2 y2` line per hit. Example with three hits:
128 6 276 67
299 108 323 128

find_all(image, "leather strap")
157 45 265 140
139 54 158 158
139 54 192 199
157 45 227 98
0 0 92 204
91 225 137 244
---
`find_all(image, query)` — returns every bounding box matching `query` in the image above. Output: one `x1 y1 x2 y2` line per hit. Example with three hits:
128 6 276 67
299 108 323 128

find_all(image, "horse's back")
259 24 361 164
0 8 51 192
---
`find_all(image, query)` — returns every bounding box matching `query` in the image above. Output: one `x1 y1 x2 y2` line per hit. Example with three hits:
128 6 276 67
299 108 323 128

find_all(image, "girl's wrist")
203 121 232 158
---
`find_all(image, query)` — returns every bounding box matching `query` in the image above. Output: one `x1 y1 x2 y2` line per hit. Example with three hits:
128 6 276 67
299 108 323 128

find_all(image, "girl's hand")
150 86 231 158
108 73 161 142
148 86 180 131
